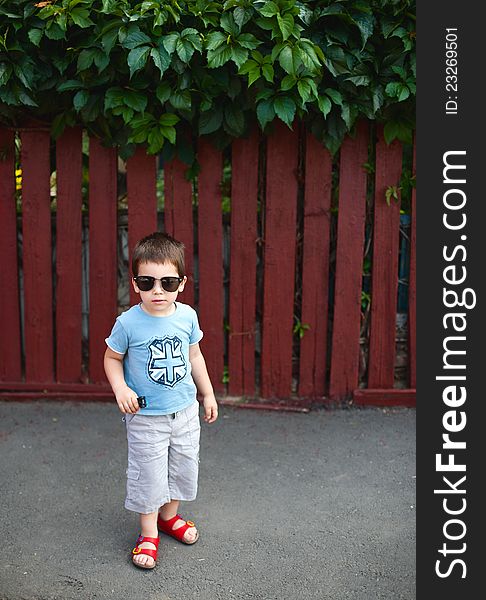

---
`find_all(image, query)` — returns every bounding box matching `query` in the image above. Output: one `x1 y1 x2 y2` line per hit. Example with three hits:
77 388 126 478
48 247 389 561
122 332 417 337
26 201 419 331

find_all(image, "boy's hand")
115 386 140 414
202 394 218 424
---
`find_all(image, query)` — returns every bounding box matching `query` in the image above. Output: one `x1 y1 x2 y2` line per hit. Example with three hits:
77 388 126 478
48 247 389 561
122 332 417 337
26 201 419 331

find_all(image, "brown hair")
131 232 185 277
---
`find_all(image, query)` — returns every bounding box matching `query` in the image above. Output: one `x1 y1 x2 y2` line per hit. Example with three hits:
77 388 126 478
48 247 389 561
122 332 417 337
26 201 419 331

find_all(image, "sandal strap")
158 514 182 529
132 535 159 559
158 514 196 542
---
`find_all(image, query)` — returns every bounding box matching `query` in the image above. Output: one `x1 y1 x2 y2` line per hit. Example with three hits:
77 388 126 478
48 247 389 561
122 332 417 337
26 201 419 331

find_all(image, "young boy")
104 232 218 569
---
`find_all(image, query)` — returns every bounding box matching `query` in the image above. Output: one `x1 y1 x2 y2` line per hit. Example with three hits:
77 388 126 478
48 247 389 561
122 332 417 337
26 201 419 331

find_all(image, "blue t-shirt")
105 302 203 415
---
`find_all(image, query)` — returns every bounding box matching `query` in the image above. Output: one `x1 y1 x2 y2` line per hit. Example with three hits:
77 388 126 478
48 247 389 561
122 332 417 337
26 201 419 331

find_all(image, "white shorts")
124 400 200 514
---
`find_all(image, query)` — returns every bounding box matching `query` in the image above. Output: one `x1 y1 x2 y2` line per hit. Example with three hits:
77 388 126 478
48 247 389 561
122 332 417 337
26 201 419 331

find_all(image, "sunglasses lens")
135 276 154 291
162 277 181 292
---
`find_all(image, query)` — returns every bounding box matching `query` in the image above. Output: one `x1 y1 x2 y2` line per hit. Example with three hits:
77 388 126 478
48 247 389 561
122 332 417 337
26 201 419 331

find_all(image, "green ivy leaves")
0 0 415 157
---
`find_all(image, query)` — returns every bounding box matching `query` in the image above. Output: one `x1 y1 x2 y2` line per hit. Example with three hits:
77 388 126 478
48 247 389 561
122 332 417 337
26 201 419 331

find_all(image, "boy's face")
132 261 186 317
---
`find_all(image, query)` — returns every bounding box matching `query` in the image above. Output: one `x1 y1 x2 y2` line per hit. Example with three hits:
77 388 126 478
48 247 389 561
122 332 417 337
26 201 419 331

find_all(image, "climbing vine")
0 0 415 158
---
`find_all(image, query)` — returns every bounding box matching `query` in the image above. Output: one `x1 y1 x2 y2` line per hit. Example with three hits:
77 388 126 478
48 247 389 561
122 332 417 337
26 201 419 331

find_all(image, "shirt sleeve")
105 318 128 355
189 309 204 345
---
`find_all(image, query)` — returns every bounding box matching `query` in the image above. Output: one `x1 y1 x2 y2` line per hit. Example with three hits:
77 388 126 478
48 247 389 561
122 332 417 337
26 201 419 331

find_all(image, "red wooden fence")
0 121 416 406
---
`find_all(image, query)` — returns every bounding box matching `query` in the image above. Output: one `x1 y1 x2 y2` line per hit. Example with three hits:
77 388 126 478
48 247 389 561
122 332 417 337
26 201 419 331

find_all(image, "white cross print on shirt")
147 336 187 387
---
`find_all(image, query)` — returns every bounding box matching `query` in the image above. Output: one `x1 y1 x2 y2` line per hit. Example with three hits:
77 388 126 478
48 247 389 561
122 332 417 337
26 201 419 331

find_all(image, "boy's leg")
159 499 198 543
133 511 159 568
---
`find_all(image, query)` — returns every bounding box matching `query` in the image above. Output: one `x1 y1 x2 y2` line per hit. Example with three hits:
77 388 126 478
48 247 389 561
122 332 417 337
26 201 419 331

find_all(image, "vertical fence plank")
164 158 195 307
408 139 416 388
228 131 259 397
21 130 54 382
127 147 157 306
197 140 224 392
56 127 83 382
329 121 369 400
0 129 22 381
367 127 403 388
261 122 298 398
88 138 117 383
298 132 332 398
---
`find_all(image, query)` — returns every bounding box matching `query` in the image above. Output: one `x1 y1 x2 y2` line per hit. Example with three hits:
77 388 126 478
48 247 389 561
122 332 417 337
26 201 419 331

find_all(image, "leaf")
247 68 261 87
127 46 151 78
231 46 248 68
384 121 412 145
70 8 94 28
162 33 179 54
14 62 34 90
220 13 239 36
104 87 125 109
261 63 274 83
397 85 410 102
224 103 245 136
237 33 261 50
277 13 294 41
176 38 194 63
324 88 343 106
28 29 43 47
278 45 297 74
94 50 110 72
156 81 171 103
238 59 258 75
150 46 171 76
281 74 297 91
57 79 84 92
345 75 370 87
273 96 296 127
340 104 351 128
102 29 119 54
207 45 232 68
73 89 89 111
318 95 332 117
124 91 148 112
256 98 275 129
77 49 96 71
159 113 179 127
199 108 223 135
0 63 13 86
385 82 400 98
147 127 165 153
18 90 38 107
350 12 375 48
234 7 249 29
205 31 226 51
122 30 152 49
259 2 279 17
297 79 311 103
170 89 191 110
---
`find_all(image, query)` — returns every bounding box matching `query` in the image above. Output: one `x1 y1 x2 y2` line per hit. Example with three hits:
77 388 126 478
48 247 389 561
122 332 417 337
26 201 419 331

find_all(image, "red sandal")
157 514 200 545
131 534 160 569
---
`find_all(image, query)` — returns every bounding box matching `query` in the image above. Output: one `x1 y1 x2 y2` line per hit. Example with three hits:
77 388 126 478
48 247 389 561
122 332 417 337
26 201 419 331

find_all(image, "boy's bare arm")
189 343 218 423
104 347 140 414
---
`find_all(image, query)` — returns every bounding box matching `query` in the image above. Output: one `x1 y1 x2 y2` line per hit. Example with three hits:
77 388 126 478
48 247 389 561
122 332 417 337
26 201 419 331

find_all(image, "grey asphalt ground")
0 401 415 600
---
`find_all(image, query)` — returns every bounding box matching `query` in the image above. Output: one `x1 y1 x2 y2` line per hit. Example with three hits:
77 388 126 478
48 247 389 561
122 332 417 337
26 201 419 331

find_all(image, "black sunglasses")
133 276 183 292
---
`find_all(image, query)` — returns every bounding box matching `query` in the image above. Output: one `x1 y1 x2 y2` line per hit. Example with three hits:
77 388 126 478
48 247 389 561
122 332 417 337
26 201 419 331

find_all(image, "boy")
104 232 218 569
